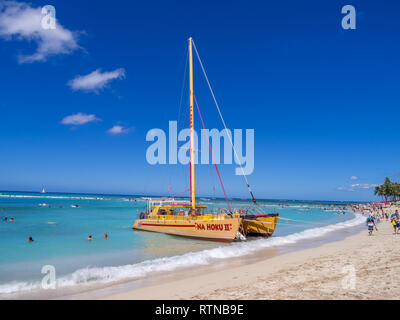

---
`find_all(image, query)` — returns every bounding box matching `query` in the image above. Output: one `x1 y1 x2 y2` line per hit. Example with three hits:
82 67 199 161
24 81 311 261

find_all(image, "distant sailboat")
41 187 46 194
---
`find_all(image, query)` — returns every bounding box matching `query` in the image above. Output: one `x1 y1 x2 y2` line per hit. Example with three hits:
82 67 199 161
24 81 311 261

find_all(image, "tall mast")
188 37 196 210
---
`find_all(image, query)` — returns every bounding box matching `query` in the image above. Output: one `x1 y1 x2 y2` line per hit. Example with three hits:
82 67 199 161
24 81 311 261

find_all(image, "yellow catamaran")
133 38 279 242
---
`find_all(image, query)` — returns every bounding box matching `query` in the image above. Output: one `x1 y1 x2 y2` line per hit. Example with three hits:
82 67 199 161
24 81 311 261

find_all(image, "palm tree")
374 185 384 200
382 177 393 201
374 177 400 201
392 183 400 201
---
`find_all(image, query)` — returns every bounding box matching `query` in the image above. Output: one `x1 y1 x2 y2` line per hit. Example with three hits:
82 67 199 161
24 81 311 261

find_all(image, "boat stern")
242 214 279 238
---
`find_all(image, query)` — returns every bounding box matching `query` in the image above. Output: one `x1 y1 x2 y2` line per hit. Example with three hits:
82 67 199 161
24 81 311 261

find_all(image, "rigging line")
194 94 232 213
166 188 190 200
169 46 188 194
192 40 257 205
168 47 189 196
177 47 189 126
177 48 188 189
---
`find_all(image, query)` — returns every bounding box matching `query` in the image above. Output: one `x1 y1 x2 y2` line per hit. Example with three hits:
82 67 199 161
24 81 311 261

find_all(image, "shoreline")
51 212 363 300
102 217 399 300
0 200 361 300
2 206 395 300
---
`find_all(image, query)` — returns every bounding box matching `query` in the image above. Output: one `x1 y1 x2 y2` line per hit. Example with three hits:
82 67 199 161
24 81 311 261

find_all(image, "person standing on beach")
394 216 400 235
397 217 400 234
366 217 377 236
390 212 398 234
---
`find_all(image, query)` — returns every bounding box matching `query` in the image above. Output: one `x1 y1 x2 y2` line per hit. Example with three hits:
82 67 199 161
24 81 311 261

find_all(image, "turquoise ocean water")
0 191 364 298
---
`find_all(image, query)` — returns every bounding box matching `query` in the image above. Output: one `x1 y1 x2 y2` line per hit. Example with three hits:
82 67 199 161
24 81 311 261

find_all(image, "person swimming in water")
103 233 109 239
28 236 34 243
88 234 93 241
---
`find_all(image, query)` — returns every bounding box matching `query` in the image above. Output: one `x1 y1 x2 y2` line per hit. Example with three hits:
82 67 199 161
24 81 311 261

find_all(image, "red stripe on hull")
139 223 196 227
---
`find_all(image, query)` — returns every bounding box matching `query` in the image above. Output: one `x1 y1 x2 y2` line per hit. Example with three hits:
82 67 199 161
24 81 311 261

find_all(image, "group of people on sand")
88 233 109 241
350 202 400 236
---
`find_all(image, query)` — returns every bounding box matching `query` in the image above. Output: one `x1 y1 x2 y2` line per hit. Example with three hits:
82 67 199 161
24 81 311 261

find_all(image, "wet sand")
104 217 400 300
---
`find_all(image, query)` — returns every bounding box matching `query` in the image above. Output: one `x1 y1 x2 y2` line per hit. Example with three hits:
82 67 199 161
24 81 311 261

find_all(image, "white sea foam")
0 213 365 295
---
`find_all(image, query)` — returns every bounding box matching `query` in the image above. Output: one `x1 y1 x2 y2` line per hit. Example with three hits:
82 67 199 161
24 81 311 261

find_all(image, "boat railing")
206 206 271 215
144 198 191 212
146 213 236 224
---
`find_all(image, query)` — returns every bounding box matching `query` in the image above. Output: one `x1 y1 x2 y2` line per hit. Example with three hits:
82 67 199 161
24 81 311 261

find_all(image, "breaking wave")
0 213 365 295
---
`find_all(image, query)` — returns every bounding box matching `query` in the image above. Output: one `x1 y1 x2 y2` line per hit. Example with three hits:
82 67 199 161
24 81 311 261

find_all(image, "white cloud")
350 176 359 180
337 183 378 192
61 113 100 126
68 68 126 93
0 1 80 63
107 125 130 135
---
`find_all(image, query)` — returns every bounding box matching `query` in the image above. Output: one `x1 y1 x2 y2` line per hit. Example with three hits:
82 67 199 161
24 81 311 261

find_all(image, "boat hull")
133 216 241 243
242 214 279 237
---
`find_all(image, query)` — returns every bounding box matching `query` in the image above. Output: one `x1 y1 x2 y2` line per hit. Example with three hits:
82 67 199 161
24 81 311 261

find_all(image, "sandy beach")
105 211 400 300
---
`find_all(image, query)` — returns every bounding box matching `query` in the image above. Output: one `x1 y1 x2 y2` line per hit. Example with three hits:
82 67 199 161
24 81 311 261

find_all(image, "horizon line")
0 189 370 203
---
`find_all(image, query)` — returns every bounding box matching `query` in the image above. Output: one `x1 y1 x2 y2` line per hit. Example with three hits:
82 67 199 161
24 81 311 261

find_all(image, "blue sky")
0 0 399 201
